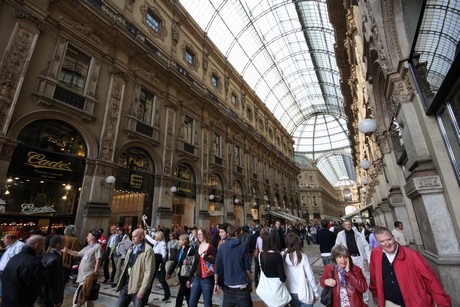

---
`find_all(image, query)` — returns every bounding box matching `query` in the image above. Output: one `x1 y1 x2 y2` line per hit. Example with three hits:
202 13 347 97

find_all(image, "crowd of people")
0 218 452 307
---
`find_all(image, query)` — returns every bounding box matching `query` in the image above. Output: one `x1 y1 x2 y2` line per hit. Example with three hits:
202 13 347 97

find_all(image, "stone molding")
404 175 443 198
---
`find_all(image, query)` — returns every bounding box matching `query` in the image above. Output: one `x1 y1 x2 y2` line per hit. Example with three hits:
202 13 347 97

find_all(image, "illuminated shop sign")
20 203 56 215
117 169 153 193
8 144 85 183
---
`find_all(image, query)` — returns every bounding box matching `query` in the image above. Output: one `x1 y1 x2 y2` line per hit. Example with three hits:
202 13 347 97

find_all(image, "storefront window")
1 120 86 239
112 148 155 228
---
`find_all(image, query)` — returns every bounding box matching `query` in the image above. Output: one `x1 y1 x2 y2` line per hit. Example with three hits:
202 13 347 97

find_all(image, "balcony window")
211 73 219 88
138 88 156 126
146 10 161 32
183 115 194 144
213 133 222 157
185 47 195 65
58 44 91 94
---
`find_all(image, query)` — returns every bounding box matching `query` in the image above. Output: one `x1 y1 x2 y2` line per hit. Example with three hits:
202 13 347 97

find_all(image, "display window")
0 120 86 239
111 148 155 229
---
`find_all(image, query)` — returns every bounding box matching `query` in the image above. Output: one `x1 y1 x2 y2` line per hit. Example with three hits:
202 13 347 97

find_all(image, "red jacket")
320 264 367 307
369 245 451 307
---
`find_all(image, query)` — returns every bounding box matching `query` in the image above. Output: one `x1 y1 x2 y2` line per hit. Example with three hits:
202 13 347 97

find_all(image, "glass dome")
180 0 354 185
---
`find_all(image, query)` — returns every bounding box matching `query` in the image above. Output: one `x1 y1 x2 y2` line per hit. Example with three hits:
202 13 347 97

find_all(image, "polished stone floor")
62 243 369 307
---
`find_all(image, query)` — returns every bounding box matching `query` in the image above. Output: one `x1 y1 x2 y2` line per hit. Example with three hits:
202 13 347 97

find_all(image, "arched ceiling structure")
180 0 355 186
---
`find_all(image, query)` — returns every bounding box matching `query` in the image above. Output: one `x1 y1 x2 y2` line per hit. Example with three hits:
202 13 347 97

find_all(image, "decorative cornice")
404 175 443 198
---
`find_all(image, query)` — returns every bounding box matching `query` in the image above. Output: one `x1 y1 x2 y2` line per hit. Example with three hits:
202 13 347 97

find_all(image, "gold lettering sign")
26 152 73 172
46 136 67 148
130 174 143 189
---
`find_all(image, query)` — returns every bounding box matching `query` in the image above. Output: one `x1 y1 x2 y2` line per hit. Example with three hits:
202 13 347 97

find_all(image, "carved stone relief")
0 26 36 135
100 76 125 161
163 108 176 175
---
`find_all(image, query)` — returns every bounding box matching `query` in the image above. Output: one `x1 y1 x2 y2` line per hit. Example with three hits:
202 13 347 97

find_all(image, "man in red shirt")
370 227 451 307
98 228 107 251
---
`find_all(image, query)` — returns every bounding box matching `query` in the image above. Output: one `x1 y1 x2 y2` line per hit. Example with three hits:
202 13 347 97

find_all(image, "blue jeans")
321 256 331 266
223 286 253 307
289 293 313 307
189 276 214 307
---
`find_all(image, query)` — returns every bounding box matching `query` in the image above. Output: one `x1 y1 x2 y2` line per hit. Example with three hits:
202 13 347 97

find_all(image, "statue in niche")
172 21 180 43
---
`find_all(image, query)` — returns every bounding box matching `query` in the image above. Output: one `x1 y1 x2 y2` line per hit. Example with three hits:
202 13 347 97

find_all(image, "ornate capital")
405 175 443 198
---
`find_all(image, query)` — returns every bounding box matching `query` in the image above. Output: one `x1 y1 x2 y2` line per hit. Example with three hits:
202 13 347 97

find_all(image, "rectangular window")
185 48 195 65
437 99 460 182
235 145 241 166
213 133 222 157
251 155 257 173
58 44 91 94
183 115 194 144
138 88 155 125
264 162 269 178
211 74 219 88
231 94 238 105
146 10 160 32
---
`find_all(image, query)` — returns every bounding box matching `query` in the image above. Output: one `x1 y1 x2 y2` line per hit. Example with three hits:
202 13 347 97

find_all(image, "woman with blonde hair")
187 227 216 307
167 234 196 307
282 232 318 306
320 244 367 307
146 231 171 301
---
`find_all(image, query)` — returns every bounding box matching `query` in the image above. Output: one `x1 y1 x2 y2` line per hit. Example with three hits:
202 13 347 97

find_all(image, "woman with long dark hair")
283 232 318 307
187 227 216 307
320 245 367 307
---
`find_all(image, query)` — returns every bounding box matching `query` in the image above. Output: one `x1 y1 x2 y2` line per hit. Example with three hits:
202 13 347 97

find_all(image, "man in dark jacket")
214 224 252 307
38 234 66 307
1 235 46 307
247 225 260 286
316 219 336 265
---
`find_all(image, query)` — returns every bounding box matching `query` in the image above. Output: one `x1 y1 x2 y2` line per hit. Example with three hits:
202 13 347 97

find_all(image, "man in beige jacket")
115 228 155 307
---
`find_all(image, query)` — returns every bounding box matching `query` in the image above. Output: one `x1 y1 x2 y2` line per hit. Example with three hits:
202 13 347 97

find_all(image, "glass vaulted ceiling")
180 0 355 186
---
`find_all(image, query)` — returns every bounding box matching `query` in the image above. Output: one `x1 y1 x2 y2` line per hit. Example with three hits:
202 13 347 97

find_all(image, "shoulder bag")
199 245 215 278
256 253 291 307
320 269 334 307
297 253 315 304
180 247 194 277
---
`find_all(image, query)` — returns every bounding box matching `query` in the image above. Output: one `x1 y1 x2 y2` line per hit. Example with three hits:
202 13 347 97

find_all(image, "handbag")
320 269 334 307
88 282 100 301
199 245 215 278
180 247 194 277
256 253 291 307
297 254 315 304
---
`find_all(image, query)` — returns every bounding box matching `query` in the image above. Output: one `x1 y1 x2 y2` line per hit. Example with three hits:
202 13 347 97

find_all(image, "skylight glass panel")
180 0 351 185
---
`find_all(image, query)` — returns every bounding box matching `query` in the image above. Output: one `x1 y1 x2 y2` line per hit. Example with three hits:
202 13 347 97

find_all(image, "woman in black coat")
166 234 196 307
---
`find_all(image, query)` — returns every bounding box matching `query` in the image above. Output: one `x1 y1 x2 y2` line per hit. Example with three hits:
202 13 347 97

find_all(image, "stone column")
155 98 177 226
388 188 414 243
379 201 394 229
0 8 42 136
0 138 18 189
405 175 460 300
77 73 125 239
197 184 210 228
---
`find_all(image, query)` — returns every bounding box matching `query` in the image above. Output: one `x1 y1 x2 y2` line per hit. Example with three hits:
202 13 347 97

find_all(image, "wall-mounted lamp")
170 186 177 193
105 176 116 185
4 188 10 195
361 177 369 185
234 198 240 204
209 194 215 201
358 118 377 135
360 159 371 170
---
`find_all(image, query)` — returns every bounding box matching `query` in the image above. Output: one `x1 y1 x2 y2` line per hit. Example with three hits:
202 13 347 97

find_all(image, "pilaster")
404 175 460 301
388 188 414 243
